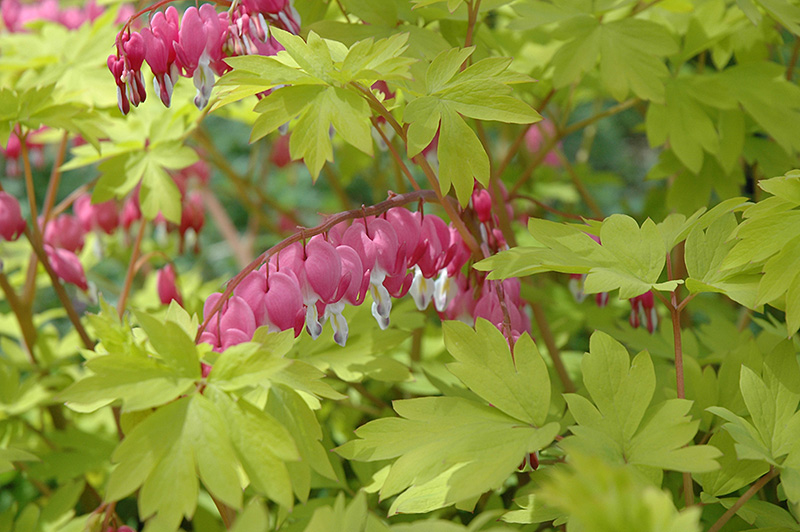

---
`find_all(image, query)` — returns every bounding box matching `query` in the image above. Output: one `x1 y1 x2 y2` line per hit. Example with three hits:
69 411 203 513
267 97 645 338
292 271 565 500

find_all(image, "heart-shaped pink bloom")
0 192 26 241
45 245 88 291
43 214 85 253
74 194 119 234
219 295 257 350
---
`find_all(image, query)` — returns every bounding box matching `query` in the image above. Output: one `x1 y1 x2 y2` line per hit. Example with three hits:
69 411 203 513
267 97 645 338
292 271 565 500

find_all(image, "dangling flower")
45 245 88 291
141 7 181 107
174 4 225 109
43 214 85 253
629 291 657 334
74 194 119 234
342 217 402 329
157 264 182 306
0 192 26 241
321 245 369 346
274 237 344 339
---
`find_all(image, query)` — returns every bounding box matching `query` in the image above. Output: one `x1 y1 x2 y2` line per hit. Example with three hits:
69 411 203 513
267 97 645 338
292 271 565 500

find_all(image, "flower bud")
157 264 182 306
472 189 493 223
43 214 85 253
0 192 26 241
45 245 88 291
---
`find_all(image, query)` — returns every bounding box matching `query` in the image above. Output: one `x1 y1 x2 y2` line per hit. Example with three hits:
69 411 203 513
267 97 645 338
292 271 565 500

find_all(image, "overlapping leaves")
59 304 340 529
218 29 413 178
476 214 679 299
404 48 540 204
336 319 559 515
708 341 800 502
562 332 721 480
720 172 800 334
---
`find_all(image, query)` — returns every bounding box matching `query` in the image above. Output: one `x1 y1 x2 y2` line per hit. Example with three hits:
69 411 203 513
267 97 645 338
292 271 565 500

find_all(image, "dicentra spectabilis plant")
2 0 800 531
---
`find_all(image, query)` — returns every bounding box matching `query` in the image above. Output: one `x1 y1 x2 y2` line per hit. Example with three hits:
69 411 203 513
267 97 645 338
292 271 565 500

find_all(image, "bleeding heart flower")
342 218 401 329
0 192 26 241
43 214 85 253
45 245 88 291
74 194 119 234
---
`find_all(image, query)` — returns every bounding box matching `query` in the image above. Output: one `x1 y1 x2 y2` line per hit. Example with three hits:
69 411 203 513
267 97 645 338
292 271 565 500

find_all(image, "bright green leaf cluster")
563 332 721 481
337 320 558 515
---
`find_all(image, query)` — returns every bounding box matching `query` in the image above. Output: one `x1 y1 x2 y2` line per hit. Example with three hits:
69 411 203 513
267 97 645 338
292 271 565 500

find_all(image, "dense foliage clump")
2 1 800 531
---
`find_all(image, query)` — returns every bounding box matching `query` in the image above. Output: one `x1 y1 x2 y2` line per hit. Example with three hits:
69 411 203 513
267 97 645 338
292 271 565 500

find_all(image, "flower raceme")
108 1 301 114
199 206 532 352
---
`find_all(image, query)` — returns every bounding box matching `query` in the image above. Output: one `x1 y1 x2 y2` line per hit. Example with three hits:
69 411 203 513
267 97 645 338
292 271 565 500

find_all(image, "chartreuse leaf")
551 17 677 102
695 431 769 497
709 342 800 501
538 453 702 532
61 307 203 412
0 447 39 475
720 63 800 154
721 171 800 333
60 97 200 223
584 215 678 298
106 395 242 531
646 77 732 173
208 329 295 392
230 499 269 532
59 348 196 413
760 170 800 205
476 215 680 299
303 492 368 532
208 388 300 509
337 321 559 515
444 320 549 426
404 49 539 204
684 213 760 307
218 29 412 179
564 332 721 474
266 384 338 503
133 310 201 378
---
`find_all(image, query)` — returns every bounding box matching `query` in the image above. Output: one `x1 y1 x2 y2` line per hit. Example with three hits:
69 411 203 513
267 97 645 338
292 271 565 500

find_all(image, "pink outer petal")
383 208 421 261
304 236 341 303
157 264 182 305
334 245 368 305
0 192 26 241
233 270 268 326
43 214 85 253
175 7 205 75
220 295 256 337
264 271 304 332
45 245 88 291
472 189 492 223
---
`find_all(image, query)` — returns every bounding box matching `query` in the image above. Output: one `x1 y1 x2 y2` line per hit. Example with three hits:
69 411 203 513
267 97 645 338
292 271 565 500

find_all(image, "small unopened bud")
157 264 183 306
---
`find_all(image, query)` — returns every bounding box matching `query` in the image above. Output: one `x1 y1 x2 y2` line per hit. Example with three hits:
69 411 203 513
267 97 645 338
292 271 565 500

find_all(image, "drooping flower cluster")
525 119 561 167
35 158 209 292
198 205 533 352
1 130 45 178
108 1 300 115
0 0 124 33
